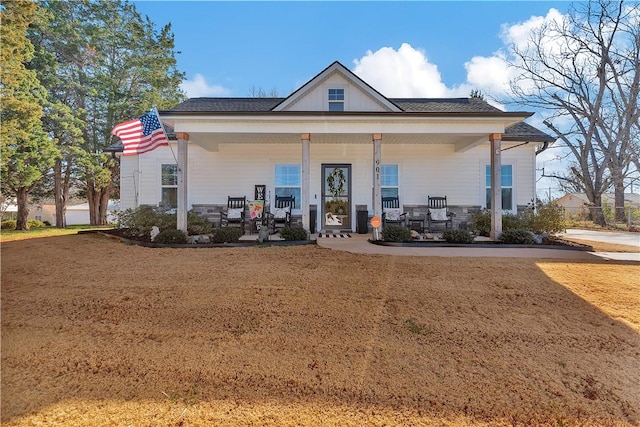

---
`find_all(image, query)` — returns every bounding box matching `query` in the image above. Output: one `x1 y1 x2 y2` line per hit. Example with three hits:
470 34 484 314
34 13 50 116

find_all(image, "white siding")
286 72 387 112
120 155 138 210
129 140 537 216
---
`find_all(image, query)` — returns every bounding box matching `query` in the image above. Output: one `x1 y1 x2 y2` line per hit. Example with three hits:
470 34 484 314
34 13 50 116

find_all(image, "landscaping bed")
371 236 594 251
81 228 315 248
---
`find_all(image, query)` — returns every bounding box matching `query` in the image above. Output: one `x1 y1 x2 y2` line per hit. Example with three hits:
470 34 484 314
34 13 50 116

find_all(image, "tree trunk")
87 181 111 225
54 160 67 228
15 187 30 230
590 193 606 227
87 181 98 225
613 179 627 223
98 184 110 225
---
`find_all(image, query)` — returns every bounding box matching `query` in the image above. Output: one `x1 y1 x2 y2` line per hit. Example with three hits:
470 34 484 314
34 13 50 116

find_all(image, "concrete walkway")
314 232 640 262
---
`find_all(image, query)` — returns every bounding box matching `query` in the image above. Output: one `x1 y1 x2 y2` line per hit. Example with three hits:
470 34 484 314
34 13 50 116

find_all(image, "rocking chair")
267 195 295 232
221 196 247 233
426 195 454 232
382 196 407 228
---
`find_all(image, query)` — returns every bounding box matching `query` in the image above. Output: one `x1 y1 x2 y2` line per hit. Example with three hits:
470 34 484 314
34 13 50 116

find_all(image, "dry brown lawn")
2 233 639 426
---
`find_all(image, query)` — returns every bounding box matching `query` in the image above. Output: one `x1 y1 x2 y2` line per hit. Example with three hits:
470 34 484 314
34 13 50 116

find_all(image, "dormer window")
328 88 344 111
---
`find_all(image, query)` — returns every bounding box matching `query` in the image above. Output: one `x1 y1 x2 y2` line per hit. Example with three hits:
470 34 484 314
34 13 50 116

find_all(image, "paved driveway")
562 229 640 247
560 229 640 262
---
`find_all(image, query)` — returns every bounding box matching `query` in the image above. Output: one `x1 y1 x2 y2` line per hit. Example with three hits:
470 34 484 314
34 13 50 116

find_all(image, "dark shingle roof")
504 121 554 142
170 97 284 112
167 97 505 114
390 98 503 113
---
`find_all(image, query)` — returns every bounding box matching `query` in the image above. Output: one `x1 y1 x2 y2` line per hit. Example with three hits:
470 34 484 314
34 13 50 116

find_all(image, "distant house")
0 198 47 222
2 199 120 225
556 193 640 219
109 61 555 239
60 200 120 225
1 198 17 221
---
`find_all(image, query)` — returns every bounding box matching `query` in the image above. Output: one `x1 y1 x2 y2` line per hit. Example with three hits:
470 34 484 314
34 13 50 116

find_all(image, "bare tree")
248 86 280 98
507 0 639 224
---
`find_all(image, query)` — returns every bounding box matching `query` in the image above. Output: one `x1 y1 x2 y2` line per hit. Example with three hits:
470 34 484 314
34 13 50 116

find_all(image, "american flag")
111 110 168 156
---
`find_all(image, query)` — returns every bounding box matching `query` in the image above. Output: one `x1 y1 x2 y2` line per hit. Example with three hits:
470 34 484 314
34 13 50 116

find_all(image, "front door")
321 164 351 230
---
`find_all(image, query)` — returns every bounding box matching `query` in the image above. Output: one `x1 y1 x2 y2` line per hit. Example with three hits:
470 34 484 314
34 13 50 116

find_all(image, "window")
275 164 300 208
161 164 178 209
381 164 399 198
485 164 513 211
328 88 344 111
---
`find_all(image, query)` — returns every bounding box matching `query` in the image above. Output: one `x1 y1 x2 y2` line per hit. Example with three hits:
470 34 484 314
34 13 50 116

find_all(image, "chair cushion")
384 208 401 221
430 208 448 221
227 208 243 219
274 206 290 219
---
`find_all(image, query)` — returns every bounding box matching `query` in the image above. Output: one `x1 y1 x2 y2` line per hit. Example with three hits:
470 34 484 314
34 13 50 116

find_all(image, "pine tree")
1 0 57 230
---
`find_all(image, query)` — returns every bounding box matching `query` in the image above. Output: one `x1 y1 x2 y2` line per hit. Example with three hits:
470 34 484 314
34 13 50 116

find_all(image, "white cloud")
500 8 565 50
181 74 230 98
351 43 511 103
350 9 569 103
352 43 449 97
463 53 511 96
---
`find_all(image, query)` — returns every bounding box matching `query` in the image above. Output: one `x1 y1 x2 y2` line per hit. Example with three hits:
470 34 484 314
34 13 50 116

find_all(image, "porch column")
176 132 189 234
372 134 382 235
301 133 311 233
489 133 502 240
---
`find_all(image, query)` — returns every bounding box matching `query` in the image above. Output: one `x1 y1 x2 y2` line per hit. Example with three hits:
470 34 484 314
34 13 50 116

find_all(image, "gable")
273 61 401 113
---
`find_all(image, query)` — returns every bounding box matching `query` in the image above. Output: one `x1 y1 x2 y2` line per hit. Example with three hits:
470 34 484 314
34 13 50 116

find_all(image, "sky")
132 0 576 198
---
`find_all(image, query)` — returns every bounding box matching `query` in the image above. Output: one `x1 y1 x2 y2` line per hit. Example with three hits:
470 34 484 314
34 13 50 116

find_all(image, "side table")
408 217 425 234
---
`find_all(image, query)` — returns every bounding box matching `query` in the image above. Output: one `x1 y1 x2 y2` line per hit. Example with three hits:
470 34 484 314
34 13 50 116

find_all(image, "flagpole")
153 106 188 233
152 106 170 142
153 106 180 169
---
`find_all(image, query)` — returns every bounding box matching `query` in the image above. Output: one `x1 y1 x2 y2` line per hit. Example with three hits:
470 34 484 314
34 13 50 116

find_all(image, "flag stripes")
111 110 168 156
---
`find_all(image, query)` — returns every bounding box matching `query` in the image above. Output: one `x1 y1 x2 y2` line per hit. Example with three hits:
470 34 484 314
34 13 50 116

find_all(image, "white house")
111 61 554 239
2 199 120 225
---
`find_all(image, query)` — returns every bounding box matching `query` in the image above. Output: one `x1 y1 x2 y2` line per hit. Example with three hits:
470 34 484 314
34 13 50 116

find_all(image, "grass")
0 224 112 243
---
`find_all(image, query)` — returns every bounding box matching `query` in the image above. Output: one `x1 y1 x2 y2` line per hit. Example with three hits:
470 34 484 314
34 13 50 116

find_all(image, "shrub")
472 202 566 237
382 225 412 242
471 209 491 237
116 206 175 239
117 207 214 239
502 213 524 230
0 219 44 229
154 228 188 244
279 226 308 241
1 220 17 229
187 210 212 235
530 202 565 235
442 229 474 244
27 219 45 228
211 227 243 243
498 229 535 245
